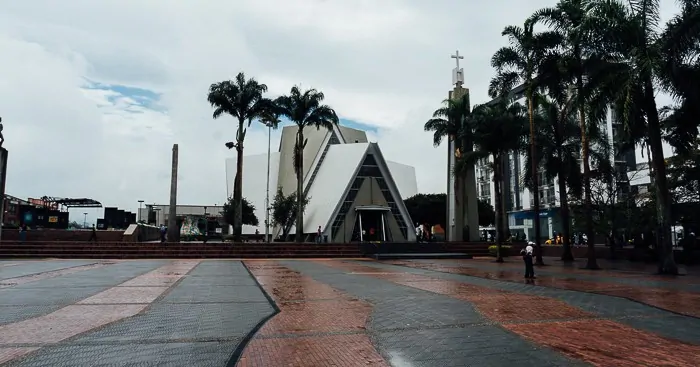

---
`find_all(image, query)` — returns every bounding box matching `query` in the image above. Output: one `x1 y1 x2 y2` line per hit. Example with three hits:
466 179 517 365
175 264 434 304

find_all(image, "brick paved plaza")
1 258 699 366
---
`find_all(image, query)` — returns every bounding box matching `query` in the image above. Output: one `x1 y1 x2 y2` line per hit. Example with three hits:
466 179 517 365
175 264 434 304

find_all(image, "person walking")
88 224 97 243
316 226 323 244
520 242 535 279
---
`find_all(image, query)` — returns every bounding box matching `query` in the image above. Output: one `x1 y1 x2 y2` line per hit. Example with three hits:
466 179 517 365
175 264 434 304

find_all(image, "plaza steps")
372 253 473 260
0 241 364 259
359 241 491 260
0 241 493 259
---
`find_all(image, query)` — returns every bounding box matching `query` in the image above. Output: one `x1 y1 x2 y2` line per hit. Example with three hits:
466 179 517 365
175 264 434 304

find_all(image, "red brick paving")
236 261 388 367
0 260 200 364
387 260 700 318
0 262 109 289
318 260 700 367
508 320 700 367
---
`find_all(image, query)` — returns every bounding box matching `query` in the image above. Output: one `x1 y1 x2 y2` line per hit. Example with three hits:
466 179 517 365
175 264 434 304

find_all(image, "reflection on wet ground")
237 261 388 367
317 260 700 367
386 260 700 318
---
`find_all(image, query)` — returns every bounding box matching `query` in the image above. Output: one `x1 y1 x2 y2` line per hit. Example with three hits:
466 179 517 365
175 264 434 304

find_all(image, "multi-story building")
476 85 636 242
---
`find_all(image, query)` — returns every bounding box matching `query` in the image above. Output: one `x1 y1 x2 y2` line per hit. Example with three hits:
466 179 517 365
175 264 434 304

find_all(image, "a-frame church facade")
226 125 418 242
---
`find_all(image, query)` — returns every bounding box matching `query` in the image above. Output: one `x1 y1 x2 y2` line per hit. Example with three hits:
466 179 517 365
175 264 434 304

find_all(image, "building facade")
226 125 418 242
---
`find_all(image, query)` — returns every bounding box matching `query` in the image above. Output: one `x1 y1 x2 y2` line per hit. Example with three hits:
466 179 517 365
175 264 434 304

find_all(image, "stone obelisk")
167 144 180 242
446 51 479 242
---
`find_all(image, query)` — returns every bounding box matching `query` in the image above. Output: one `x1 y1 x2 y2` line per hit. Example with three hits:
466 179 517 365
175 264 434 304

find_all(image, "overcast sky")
0 0 681 221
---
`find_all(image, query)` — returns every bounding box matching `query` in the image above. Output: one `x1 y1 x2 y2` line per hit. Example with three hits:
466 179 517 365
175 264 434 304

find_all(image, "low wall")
122 224 162 242
2 229 124 242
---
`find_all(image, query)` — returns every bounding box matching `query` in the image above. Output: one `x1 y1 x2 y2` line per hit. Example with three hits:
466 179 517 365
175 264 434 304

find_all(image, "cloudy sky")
0 0 681 222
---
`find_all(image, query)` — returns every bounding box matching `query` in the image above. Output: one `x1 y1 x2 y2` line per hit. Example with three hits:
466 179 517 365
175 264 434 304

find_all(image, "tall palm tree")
529 0 627 269
596 0 700 274
491 21 561 265
208 72 273 242
275 86 339 242
455 101 528 262
524 92 581 262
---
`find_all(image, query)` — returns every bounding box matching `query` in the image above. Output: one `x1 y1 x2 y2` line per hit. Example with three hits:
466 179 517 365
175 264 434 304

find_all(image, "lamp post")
137 200 144 223
83 212 88 228
203 206 208 243
265 121 273 243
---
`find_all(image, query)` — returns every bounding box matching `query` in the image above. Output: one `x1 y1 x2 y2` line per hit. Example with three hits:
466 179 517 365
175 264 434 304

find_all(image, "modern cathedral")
225 125 418 243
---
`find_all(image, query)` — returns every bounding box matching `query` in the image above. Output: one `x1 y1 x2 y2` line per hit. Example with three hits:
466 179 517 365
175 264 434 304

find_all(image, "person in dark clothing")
520 243 535 279
160 224 167 242
19 223 27 242
88 224 97 243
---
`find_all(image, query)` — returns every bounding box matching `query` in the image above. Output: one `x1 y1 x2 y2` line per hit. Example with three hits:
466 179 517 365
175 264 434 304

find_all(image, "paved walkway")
1 259 699 366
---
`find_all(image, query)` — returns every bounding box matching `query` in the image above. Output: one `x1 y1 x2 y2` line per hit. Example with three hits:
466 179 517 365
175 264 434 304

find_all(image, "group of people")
415 222 437 242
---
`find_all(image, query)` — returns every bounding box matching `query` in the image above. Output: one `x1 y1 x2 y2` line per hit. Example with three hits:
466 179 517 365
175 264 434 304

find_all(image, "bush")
488 245 512 257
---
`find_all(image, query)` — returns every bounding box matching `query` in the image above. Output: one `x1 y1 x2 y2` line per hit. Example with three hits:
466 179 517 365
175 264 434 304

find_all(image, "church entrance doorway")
353 206 391 242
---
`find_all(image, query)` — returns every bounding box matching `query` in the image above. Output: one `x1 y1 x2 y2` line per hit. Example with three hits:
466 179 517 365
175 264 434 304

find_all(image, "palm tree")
524 92 581 262
529 0 629 269
455 101 528 262
594 0 700 274
275 86 339 242
491 21 561 265
208 72 273 242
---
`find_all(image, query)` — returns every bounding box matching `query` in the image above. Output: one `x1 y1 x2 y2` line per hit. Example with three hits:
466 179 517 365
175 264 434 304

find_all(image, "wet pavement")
1 259 699 366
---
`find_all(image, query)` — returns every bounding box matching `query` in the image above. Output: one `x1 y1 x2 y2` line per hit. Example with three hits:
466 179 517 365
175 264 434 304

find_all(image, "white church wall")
301 143 369 234
386 160 418 199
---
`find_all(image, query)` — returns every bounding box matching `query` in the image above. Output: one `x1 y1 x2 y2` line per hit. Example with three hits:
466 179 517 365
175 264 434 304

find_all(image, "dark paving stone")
80 302 274 342
0 286 107 306
14 261 166 289
12 260 274 367
361 260 700 345
13 342 238 367
0 261 96 280
0 305 64 325
0 262 167 325
280 260 586 367
161 285 268 304
376 328 576 367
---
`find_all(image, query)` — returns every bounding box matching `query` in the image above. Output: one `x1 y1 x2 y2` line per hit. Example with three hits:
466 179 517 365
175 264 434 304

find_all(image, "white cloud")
0 0 684 220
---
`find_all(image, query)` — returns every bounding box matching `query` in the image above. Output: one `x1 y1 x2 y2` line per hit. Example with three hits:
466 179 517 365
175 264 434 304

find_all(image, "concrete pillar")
446 86 479 242
167 144 180 242
0 148 7 242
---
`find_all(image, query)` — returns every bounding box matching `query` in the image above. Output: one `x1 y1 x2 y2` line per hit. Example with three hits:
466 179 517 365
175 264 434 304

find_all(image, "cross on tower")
451 50 465 86
451 50 464 69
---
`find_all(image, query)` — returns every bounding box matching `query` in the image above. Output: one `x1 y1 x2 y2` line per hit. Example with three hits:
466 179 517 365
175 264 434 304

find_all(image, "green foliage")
488 245 512 257
222 197 258 227
270 187 310 238
403 193 496 228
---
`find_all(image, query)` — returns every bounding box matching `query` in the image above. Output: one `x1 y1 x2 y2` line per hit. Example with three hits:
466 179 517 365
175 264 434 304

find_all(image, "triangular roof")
295 143 369 234
291 142 414 237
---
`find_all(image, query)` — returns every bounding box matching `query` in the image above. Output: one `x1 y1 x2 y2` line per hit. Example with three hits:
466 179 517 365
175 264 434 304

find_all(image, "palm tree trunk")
232 120 245 242
558 169 574 262
643 77 678 275
295 129 305 243
527 93 544 265
580 104 598 270
493 155 504 263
